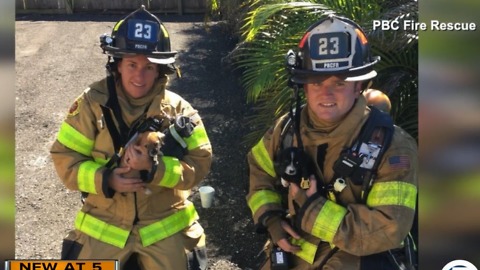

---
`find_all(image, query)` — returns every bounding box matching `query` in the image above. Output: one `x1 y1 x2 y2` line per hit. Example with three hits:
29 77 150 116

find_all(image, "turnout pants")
61 222 206 270
260 241 403 270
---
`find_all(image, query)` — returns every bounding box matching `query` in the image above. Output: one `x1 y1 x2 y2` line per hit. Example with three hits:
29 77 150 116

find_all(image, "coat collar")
301 95 368 139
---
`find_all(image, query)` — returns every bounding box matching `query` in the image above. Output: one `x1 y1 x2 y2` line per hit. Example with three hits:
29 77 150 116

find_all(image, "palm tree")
368 0 418 139
230 0 418 143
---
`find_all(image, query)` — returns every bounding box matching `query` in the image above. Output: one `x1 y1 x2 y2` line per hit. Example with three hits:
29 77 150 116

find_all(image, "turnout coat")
247 96 417 269
51 76 212 249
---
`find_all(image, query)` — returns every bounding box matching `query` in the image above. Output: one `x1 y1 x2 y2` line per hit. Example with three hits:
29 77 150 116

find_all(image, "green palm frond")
230 0 418 142
236 2 336 104
392 88 418 139
367 1 418 50
234 35 297 102
242 2 329 41
373 45 417 139
316 0 382 21
374 46 417 86
243 84 294 144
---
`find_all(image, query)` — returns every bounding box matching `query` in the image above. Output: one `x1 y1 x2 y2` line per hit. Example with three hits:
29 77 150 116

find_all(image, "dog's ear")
144 132 164 157
158 132 165 145
156 131 166 142
277 147 300 183
290 148 302 166
145 132 164 145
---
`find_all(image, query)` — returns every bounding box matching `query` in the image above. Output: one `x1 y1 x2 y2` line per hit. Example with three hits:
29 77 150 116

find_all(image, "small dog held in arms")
277 147 314 189
120 130 165 194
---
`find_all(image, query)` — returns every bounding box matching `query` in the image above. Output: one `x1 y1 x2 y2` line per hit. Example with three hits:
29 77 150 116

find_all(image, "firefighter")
50 6 212 270
246 14 417 269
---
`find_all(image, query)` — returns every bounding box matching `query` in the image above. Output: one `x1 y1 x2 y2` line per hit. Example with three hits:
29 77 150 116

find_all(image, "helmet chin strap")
289 83 304 150
172 63 181 78
359 80 373 94
105 56 114 77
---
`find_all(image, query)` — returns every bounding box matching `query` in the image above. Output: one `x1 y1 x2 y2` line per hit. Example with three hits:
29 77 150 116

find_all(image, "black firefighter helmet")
286 14 380 84
100 5 177 65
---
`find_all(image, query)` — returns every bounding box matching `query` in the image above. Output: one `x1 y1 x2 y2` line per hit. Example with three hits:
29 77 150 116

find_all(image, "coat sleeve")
296 127 418 256
246 116 288 243
149 98 212 190
50 91 112 198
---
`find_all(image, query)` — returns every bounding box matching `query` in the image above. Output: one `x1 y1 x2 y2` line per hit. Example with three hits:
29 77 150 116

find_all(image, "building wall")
16 0 206 14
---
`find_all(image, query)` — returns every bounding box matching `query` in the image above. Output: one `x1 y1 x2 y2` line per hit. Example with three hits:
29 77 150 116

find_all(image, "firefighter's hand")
276 220 301 253
289 175 317 206
108 166 146 193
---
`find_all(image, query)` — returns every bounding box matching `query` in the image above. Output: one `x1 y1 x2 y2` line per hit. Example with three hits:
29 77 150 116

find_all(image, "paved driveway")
15 13 264 269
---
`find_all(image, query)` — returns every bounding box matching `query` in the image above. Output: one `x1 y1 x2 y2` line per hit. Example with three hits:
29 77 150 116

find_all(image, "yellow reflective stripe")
184 125 210 150
247 190 281 216
160 24 169 38
159 156 182 188
78 161 102 194
75 205 199 249
94 157 109 166
367 181 417 210
75 211 130 249
113 20 124 31
139 203 198 247
57 122 94 156
290 238 318 264
311 200 347 242
251 139 276 177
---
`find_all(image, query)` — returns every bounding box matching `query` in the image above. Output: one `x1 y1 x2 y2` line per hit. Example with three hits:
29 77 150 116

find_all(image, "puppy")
120 131 165 194
363 88 392 113
277 147 312 189
281 150 299 187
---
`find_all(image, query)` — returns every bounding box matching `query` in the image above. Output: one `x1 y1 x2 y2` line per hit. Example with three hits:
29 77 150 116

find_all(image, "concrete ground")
15 12 266 269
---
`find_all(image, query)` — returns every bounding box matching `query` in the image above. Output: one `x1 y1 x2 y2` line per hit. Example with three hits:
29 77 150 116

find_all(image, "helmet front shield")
287 14 380 84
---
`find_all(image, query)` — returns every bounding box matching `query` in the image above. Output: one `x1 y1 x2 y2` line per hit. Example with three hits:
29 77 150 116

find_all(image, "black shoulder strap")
100 105 123 169
98 71 131 169
278 103 305 151
278 105 393 159
276 104 394 200
105 73 130 146
100 105 122 152
336 106 393 202
359 106 394 202
273 104 303 189
353 106 394 159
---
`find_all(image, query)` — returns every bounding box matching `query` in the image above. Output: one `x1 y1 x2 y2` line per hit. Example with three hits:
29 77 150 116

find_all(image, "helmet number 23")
134 23 152 39
318 37 339 55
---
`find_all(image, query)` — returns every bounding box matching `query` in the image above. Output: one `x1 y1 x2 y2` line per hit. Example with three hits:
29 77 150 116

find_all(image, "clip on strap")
169 124 188 148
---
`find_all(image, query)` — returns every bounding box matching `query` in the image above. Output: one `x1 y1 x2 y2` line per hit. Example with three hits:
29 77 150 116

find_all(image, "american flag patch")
388 155 410 170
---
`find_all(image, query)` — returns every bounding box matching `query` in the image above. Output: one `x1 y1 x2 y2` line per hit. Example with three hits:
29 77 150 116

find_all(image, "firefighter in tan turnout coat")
50 6 211 270
247 15 418 270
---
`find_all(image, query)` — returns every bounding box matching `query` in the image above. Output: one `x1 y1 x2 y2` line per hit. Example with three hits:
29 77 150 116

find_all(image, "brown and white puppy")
120 131 165 194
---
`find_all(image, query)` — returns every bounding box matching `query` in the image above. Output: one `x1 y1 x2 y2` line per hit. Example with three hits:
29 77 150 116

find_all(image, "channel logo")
442 260 478 270
4 260 118 270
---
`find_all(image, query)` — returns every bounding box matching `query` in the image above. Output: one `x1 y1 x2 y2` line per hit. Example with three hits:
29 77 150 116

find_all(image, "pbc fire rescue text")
372 20 477 31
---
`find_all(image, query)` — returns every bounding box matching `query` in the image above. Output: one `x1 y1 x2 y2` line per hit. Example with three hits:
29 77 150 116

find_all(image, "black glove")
172 115 195 137
128 117 163 139
160 115 195 160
